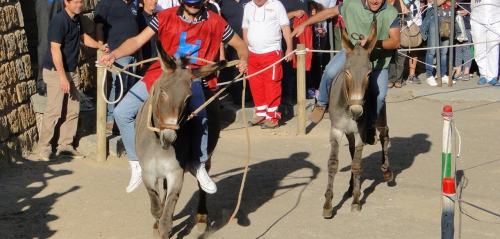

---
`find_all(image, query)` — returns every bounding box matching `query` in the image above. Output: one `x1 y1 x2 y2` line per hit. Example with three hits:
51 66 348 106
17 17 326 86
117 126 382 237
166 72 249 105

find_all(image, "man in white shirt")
243 0 292 129
156 0 179 11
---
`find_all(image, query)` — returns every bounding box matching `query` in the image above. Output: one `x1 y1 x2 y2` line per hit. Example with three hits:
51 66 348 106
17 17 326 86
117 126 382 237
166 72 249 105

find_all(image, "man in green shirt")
292 0 400 142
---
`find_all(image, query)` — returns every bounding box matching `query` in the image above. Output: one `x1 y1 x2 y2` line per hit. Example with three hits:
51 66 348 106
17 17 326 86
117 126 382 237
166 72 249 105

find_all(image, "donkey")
322 21 393 218
135 41 227 238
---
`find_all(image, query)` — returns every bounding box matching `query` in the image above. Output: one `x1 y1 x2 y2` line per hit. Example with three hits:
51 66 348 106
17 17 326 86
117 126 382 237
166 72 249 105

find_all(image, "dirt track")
1 81 500 239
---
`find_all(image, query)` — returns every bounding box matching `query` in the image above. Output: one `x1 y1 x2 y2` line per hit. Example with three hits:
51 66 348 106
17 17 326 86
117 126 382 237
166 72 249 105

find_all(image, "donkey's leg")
346 134 355 195
350 133 364 212
376 105 393 181
323 128 343 218
143 171 162 220
158 168 184 239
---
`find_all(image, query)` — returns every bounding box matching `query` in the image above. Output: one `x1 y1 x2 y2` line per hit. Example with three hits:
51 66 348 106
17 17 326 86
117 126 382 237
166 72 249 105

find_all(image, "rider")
292 0 400 144
99 0 248 194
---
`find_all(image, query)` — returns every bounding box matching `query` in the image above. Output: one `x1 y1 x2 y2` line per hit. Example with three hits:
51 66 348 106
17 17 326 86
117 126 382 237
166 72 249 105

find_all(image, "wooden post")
96 50 107 161
441 177 455 239
448 0 455 87
433 1 443 87
296 44 306 135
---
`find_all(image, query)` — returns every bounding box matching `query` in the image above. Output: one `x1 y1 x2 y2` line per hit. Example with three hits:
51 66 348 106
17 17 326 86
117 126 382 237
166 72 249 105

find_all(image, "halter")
146 84 187 132
333 69 366 106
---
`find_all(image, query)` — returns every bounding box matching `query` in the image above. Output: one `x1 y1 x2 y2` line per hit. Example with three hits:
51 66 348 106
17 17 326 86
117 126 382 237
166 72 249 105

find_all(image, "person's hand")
358 39 367 47
294 10 306 18
317 27 324 34
285 48 293 62
292 24 306 37
60 77 70 93
236 60 247 73
457 10 467 17
99 44 110 54
99 52 115 67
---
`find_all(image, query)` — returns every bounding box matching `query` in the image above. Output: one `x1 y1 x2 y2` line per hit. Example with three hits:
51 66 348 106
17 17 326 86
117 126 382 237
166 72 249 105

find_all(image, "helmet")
183 0 203 3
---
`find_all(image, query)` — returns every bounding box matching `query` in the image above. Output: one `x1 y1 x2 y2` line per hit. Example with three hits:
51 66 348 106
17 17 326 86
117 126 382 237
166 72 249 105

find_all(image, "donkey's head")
341 21 377 121
150 40 227 148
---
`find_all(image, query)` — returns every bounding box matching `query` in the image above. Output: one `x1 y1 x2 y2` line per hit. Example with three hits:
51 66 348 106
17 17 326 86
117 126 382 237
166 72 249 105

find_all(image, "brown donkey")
323 21 393 218
135 41 227 238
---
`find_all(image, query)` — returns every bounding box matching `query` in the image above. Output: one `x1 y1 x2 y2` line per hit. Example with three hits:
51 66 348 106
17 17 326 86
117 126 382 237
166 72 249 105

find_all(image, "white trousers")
471 4 500 81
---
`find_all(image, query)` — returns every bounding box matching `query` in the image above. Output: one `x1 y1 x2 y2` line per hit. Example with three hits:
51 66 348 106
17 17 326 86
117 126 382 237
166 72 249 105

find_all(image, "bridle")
146 84 189 133
333 68 366 106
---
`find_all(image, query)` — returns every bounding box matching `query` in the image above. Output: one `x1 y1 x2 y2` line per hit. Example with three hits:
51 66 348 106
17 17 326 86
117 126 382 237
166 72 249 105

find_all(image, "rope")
228 74 251 224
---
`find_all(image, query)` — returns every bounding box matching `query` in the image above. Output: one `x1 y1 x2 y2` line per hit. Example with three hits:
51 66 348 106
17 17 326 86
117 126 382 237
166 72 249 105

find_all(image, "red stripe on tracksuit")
247 50 283 120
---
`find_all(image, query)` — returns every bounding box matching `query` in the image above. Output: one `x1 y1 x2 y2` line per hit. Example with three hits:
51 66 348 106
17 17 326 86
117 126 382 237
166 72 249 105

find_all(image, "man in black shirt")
136 0 158 76
39 0 107 161
94 0 140 133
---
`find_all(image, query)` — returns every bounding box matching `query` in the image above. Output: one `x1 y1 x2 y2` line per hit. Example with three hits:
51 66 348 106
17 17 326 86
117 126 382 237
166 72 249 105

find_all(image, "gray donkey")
135 41 227 238
322 21 393 218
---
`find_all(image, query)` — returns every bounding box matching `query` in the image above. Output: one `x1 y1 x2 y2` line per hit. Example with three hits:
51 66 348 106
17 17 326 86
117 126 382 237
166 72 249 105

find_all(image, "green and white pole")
442 105 453 181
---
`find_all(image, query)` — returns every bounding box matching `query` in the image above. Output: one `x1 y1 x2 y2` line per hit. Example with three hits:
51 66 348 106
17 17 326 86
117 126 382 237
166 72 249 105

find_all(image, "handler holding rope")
99 0 248 194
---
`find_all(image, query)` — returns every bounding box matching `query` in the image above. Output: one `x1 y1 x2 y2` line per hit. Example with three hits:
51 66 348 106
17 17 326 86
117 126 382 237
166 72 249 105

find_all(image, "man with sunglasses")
99 0 248 194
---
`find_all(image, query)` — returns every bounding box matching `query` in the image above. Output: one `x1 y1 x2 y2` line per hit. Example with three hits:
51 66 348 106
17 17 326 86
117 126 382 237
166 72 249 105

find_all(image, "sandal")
388 82 394 88
395 82 402 88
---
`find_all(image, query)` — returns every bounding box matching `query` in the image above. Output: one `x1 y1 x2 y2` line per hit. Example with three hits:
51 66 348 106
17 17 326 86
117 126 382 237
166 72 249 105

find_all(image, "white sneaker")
194 163 217 194
426 76 438 86
441 75 456 85
126 161 142 193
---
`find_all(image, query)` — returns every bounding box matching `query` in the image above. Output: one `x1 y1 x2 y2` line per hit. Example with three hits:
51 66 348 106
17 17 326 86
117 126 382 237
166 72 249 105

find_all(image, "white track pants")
471 2 500 81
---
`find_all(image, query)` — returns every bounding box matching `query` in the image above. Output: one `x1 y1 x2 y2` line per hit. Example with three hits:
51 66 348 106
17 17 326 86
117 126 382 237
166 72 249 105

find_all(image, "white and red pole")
442 105 453 181
441 177 456 239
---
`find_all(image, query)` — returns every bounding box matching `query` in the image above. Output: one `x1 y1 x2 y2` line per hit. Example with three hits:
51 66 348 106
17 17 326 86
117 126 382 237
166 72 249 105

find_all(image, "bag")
455 15 468 42
400 22 423 48
440 17 452 38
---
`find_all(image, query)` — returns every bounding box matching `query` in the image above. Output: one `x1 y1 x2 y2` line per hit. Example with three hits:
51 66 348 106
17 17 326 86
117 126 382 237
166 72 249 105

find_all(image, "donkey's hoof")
323 208 333 218
153 222 160 238
383 170 393 181
351 204 361 212
197 214 208 232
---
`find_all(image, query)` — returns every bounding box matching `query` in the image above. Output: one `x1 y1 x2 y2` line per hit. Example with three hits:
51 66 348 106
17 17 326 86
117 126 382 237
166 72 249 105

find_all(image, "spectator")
470 0 500 85
35 0 64 96
98 0 248 193
244 0 293 129
39 0 108 161
136 0 159 77
293 0 400 145
453 1 472 81
331 0 344 53
94 0 140 134
307 1 327 97
280 0 308 106
404 0 425 84
219 0 252 104
388 0 406 88
156 0 180 11
420 0 452 86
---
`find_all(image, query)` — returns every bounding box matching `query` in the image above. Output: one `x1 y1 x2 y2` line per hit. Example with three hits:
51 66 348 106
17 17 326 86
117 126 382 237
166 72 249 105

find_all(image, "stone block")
3 5 18 31
30 93 47 113
78 62 93 92
15 2 23 28
15 30 29 54
6 61 16 84
0 8 6 33
0 115 9 141
0 35 6 62
17 103 36 130
4 33 16 60
22 54 32 79
107 135 125 158
14 57 25 81
0 86 18 110
7 108 20 135
0 62 8 89
16 80 36 103
17 126 38 157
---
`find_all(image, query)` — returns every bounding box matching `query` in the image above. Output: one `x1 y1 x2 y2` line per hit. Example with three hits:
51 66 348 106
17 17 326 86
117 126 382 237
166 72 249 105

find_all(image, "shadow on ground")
331 134 431 215
0 157 79 238
169 152 320 239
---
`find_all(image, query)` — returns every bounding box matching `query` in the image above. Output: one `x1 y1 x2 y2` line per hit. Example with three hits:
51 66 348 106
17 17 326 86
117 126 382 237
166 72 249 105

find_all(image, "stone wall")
0 0 37 166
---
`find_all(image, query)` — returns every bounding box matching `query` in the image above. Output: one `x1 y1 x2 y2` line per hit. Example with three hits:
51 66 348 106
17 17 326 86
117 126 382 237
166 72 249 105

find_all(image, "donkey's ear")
341 27 355 54
156 40 176 73
190 60 228 80
363 21 378 53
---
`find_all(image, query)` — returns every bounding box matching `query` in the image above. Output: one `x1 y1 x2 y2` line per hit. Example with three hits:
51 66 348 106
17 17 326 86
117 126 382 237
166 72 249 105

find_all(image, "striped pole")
442 105 453 181
441 177 455 239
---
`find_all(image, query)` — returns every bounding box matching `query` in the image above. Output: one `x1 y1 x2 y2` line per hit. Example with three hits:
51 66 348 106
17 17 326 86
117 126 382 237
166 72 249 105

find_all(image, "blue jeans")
425 17 449 77
114 80 208 163
317 49 388 127
107 55 137 123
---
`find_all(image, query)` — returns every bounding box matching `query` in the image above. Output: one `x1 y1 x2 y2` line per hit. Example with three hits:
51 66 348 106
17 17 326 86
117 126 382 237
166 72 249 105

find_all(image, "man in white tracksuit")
471 0 500 86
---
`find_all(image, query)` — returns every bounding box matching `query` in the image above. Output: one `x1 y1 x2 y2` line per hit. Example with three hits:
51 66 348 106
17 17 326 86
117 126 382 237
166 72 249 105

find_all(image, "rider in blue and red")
99 0 248 194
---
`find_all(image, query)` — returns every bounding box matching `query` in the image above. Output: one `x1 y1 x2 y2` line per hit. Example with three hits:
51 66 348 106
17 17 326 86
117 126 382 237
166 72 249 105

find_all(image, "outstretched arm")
292 6 339 37
99 27 156 67
227 34 248 73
